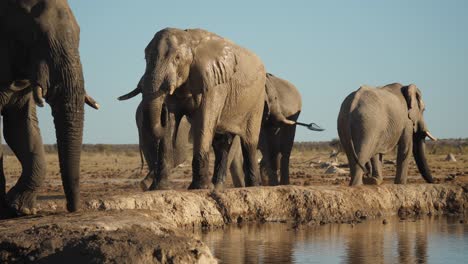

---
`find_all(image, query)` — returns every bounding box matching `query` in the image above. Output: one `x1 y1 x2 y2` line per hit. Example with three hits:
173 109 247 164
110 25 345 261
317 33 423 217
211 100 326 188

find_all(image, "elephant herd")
0 1 436 217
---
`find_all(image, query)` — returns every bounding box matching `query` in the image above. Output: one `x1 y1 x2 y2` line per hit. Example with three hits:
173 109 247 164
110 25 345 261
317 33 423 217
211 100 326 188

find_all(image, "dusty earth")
1 148 467 263
4 149 467 210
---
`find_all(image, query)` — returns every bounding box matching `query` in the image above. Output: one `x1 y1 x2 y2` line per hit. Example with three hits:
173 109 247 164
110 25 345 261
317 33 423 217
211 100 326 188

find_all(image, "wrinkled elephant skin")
337 83 435 186
0 0 97 216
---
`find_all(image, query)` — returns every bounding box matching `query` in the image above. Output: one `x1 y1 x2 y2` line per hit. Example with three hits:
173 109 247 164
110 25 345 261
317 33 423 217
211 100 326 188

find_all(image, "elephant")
133 72 322 190
136 102 192 191
259 73 303 185
0 0 98 216
119 28 266 190
337 83 436 186
231 73 317 186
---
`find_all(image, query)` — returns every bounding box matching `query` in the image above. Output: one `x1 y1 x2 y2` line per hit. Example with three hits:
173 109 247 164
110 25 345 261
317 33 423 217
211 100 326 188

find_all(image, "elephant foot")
6 186 38 216
140 179 152 191
140 171 155 191
349 177 363 186
149 179 172 191
188 178 213 190
213 182 225 192
279 179 290 186
244 179 260 187
260 175 269 186
363 177 383 185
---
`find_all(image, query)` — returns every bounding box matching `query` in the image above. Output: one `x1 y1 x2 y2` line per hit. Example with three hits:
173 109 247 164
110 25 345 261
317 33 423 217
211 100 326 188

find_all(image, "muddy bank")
1 184 467 263
0 210 216 263
87 184 468 226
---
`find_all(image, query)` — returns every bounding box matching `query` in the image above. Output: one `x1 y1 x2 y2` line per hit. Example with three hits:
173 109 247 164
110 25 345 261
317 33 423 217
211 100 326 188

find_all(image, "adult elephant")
337 83 436 186
136 101 192 191
119 28 266 190
0 0 98 216
129 73 322 190
230 73 324 186
259 73 303 185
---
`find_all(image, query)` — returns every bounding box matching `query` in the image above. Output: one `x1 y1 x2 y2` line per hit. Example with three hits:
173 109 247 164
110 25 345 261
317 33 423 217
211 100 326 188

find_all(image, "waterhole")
196 216 467 263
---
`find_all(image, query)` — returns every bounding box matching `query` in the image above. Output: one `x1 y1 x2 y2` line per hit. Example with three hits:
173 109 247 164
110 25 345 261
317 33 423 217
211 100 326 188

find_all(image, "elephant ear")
191 38 237 92
402 84 419 132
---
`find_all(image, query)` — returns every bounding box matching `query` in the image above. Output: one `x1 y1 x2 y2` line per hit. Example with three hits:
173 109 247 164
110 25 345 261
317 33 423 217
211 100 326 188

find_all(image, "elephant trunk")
413 133 434 183
143 95 165 139
50 54 86 212
53 95 84 212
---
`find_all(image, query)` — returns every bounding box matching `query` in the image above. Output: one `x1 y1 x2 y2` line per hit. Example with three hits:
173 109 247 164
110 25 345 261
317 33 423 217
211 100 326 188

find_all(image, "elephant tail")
349 134 368 174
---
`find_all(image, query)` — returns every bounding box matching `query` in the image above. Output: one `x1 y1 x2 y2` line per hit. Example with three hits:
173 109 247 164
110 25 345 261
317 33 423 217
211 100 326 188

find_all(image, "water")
197 216 467 264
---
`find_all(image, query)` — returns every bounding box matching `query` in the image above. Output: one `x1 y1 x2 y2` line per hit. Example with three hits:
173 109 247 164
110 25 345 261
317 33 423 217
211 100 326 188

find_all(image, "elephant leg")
395 131 413 184
189 108 219 190
151 113 186 190
345 150 364 186
365 162 373 177
212 133 234 191
150 136 176 191
279 125 295 185
0 118 6 209
258 125 280 186
139 133 159 191
229 154 245 188
259 151 279 186
227 136 244 188
349 136 374 186
136 103 158 191
3 96 46 215
279 152 291 185
140 170 154 192
372 154 384 183
349 162 364 186
240 136 260 187
190 138 214 189
364 154 383 185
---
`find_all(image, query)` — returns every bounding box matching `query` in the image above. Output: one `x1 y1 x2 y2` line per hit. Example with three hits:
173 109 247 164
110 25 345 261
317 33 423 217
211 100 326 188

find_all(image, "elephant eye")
174 54 181 61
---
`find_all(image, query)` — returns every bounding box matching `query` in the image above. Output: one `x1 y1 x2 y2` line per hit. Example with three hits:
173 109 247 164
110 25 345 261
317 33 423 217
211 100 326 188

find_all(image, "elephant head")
402 84 436 183
119 28 221 139
0 1 98 212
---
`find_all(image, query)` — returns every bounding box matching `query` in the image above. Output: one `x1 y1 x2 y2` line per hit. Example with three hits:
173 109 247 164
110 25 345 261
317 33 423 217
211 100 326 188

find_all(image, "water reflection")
195 216 467 264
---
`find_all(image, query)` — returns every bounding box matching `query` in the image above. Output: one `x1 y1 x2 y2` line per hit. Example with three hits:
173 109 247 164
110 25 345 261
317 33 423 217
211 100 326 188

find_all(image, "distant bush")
293 138 468 155
426 138 467 155
81 144 139 154
2 138 466 157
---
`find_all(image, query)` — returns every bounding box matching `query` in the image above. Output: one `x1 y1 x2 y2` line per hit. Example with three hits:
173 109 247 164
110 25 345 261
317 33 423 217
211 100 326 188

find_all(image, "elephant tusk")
282 119 296 125
168 84 176 95
33 85 45 107
425 131 437 141
118 86 141 101
85 94 100 110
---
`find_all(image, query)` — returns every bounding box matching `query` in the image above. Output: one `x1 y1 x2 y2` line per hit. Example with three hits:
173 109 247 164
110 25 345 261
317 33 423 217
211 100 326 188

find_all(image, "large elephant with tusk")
337 83 436 186
133 72 324 190
0 0 98 217
119 28 266 190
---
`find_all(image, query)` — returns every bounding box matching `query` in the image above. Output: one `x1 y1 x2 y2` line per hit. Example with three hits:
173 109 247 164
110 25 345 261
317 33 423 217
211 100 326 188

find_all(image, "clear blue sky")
36 0 468 143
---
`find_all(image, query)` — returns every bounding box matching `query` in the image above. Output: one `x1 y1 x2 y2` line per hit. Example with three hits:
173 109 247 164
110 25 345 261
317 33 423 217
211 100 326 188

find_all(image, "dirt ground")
3 148 468 213
2 147 467 263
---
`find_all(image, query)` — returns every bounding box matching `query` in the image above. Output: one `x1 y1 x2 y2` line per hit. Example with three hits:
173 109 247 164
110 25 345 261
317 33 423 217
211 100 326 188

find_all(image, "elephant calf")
337 83 437 186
